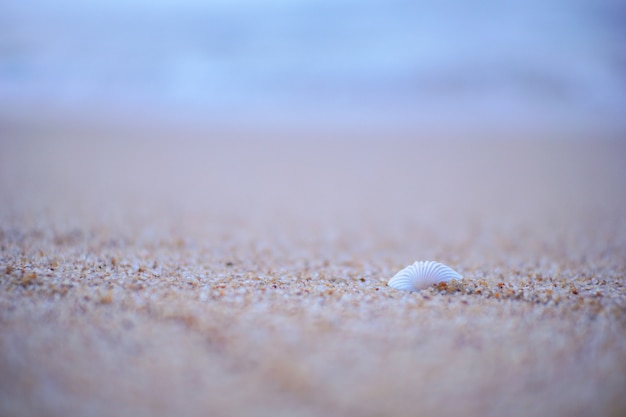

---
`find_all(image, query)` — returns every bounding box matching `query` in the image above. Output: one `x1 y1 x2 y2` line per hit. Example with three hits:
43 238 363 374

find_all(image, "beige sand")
1 128 625 417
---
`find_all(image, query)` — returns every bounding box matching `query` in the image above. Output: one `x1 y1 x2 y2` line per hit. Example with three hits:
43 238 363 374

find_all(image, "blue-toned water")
1 0 624 131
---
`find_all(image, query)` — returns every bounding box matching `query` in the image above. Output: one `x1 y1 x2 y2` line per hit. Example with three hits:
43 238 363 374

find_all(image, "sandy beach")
1 127 625 417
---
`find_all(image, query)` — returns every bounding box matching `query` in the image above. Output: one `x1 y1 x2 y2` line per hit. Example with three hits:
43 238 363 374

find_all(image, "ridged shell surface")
388 261 462 291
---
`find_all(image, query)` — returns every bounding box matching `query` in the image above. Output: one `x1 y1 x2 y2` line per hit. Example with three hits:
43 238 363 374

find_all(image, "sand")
1 128 625 417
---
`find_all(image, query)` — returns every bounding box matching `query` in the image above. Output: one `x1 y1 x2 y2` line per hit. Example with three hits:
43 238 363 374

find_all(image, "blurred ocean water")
1 0 624 132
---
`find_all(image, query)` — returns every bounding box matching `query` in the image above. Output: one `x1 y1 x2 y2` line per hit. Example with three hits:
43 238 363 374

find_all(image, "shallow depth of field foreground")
1 132 625 417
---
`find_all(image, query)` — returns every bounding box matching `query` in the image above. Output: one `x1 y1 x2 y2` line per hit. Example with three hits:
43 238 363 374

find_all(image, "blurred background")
1 0 625 135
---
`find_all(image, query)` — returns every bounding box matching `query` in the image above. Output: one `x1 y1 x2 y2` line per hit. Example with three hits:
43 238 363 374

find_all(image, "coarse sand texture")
1 133 625 417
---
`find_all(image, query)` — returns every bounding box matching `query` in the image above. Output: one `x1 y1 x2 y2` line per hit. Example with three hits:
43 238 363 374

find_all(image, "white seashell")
388 261 462 291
